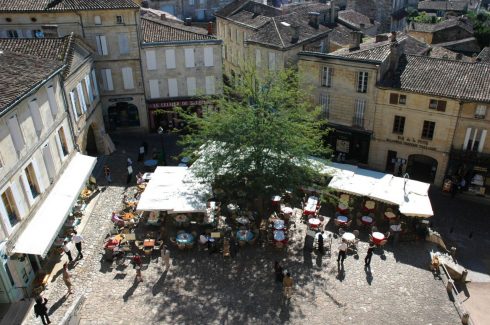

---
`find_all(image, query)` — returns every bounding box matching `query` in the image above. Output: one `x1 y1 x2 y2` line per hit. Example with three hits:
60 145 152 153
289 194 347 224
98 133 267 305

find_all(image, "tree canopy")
178 67 331 208
468 10 490 48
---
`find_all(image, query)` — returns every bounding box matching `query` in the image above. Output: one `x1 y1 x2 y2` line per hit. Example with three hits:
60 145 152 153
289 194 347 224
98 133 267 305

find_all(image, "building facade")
146 0 231 21
0 0 148 131
140 16 223 131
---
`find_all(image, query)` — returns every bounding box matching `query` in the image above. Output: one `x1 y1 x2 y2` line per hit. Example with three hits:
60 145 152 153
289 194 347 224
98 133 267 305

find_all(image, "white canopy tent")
12 153 96 257
136 166 211 213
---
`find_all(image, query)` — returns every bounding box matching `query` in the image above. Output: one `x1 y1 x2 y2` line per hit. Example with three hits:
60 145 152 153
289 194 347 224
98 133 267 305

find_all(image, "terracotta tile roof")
409 17 474 34
215 0 250 18
141 17 216 43
338 9 375 29
417 0 468 11
0 50 63 113
385 55 490 102
0 0 139 12
477 47 490 63
428 46 473 62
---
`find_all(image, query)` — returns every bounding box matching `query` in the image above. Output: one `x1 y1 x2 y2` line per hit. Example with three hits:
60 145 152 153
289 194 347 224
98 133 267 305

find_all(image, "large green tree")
178 67 331 210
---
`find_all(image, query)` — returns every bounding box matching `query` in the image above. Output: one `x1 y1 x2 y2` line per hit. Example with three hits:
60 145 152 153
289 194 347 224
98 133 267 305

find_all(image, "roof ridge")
271 18 285 48
142 16 211 37
406 53 488 66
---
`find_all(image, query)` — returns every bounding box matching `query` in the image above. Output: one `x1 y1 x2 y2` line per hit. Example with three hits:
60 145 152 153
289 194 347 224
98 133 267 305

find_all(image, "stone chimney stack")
291 25 300 43
185 17 192 26
388 32 404 74
349 31 362 51
330 0 336 24
308 12 320 29
207 21 213 35
375 34 388 43
160 13 166 20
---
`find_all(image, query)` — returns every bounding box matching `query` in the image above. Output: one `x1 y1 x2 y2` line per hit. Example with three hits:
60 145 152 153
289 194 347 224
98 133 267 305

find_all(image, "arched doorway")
406 154 438 183
86 124 98 156
108 102 140 128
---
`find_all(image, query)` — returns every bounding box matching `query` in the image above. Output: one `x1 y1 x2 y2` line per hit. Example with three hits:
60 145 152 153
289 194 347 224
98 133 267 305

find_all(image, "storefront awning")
12 153 96 257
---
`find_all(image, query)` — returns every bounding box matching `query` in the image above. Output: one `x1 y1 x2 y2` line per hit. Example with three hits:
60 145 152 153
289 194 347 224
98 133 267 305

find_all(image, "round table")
361 215 373 225
175 214 188 223
342 232 355 242
336 215 348 224
274 219 285 230
372 231 385 245
122 213 134 220
271 195 281 206
384 211 396 220
364 201 376 210
308 218 321 228
237 217 249 225
338 203 348 211
273 230 286 242
281 207 293 215
236 230 254 241
176 232 195 244
227 204 238 211
144 159 158 167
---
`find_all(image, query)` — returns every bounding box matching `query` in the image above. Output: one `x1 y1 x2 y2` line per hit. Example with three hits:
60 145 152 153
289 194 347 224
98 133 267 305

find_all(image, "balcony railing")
352 116 364 128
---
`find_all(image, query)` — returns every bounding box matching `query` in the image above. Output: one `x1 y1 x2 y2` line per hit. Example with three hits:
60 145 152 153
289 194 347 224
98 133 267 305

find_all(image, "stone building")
146 0 230 21
139 16 223 131
337 9 380 36
0 35 112 155
0 0 148 131
417 0 470 18
0 50 96 302
346 0 411 32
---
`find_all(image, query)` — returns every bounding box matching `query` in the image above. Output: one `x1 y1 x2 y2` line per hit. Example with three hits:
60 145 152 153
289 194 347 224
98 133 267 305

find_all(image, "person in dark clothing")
317 231 324 254
34 297 51 324
274 261 284 283
229 237 238 258
365 243 375 267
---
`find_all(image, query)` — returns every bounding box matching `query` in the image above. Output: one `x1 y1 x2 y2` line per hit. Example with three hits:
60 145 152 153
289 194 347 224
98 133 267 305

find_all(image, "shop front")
0 153 96 302
107 97 141 130
446 149 490 196
147 97 209 132
324 124 371 164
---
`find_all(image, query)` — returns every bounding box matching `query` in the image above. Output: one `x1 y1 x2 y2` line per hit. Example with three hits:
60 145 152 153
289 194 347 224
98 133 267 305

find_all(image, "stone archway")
406 154 438 183
86 124 98 156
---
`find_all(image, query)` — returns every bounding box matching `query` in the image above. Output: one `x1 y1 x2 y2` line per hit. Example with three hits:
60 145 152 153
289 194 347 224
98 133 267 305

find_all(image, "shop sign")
108 97 133 102
148 100 207 109
386 135 437 151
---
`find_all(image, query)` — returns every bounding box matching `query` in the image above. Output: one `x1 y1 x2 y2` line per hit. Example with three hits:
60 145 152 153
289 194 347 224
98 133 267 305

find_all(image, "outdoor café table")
273 230 286 242
304 196 318 215
227 203 238 212
281 206 294 215
237 217 250 225
176 232 195 245
236 230 254 241
364 200 376 211
308 218 321 229
361 215 374 225
384 211 396 220
274 219 286 230
336 215 348 225
175 214 188 224
337 202 348 212
144 159 158 168
271 195 281 206
144 239 155 248
122 212 135 220
372 232 385 245
342 232 355 243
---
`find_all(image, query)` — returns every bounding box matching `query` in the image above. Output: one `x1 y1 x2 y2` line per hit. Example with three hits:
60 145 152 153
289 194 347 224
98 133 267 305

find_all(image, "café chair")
135 241 144 251
353 230 359 238
143 247 152 256
345 220 352 228
379 239 388 247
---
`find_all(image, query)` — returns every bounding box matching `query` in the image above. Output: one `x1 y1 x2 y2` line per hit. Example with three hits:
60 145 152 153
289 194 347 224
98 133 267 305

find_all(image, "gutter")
141 39 222 47
0 65 66 119
298 51 383 65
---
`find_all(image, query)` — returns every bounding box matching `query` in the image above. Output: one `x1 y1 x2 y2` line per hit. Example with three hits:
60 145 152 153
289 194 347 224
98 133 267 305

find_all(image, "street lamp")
157 126 168 166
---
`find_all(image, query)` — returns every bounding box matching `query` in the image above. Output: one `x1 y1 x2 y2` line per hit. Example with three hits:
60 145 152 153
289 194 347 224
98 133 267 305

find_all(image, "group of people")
337 241 375 268
274 261 294 300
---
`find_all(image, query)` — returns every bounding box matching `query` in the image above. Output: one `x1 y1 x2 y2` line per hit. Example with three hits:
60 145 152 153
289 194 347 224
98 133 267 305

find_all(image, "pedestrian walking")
229 237 238 258
127 157 133 167
365 243 375 267
104 165 112 184
71 230 84 259
34 297 51 325
133 253 142 268
283 272 294 299
337 241 347 265
160 245 167 264
317 231 324 254
135 265 143 282
274 261 284 283
163 250 171 270
63 240 73 263
62 263 73 294
138 144 145 162
126 164 133 185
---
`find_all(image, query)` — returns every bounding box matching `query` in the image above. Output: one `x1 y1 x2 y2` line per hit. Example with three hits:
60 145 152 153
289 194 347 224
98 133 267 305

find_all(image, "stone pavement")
23 135 461 324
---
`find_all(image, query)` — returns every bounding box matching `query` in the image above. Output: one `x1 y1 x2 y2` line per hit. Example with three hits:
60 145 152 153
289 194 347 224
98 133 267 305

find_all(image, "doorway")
108 102 140 128
86 125 98 156
385 150 397 173
406 154 438 183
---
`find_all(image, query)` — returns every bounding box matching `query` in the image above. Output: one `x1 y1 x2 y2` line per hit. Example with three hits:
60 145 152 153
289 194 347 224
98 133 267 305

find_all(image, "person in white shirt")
63 240 73 263
72 230 84 259
337 241 348 265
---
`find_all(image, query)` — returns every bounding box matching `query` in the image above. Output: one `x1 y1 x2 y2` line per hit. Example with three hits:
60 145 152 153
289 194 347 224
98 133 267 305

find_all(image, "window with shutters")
168 78 178 97
357 71 368 93
94 15 102 25
187 77 197 96
91 69 99 97
122 67 134 89
81 80 91 108
95 35 108 55
24 164 39 199
28 99 43 133
118 33 129 55
101 69 113 91
429 99 446 111
46 85 58 117
475 105 487 119
116 15 123 24
7 30 18 38
58 127 69 156
389 93 407 105
7 115 25 152
319 93 330 119
204 47 214 67
1 189 19 227
268 52 276 71
146 50 157 70
421 120 435 140
392 115 405 134
165 49 176 69
71 89 83 116
185 48 195 68
255 49 261 67
353 99 366 127
205 76 215 95
149 79 160 98
321 67 332 87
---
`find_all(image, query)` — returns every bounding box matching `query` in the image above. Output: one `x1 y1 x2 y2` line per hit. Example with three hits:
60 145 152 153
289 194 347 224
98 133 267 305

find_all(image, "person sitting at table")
111 212 125 227
104 237 120 250
136 172 144 185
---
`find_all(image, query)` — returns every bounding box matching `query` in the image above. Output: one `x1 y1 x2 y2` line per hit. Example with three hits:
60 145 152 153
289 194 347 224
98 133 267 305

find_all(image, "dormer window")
116 16 123 24
475 105 487 119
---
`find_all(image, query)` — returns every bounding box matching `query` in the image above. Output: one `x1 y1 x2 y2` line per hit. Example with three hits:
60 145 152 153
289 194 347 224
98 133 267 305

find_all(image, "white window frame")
321 67 332 87
204 47 214 67
46 85 58 117
187 77 197 96
28 99 44 134
184 48 195 68
122 67 134 90
101 69 114 91
475 105 487 119
320 93 330 119
69 91 79 121
7 115 25 152
146 50 157 70
255 49 261 67
268 52 276 71
168 78 178 97
95 35 108 56
84 75 94 103
165 49 176 69
76 83 87 113
118 33 129 55
94 15 102 25
205 76 215 95
91 69 99 97
357 71 368 93
354 98 366 126
149 79 160 99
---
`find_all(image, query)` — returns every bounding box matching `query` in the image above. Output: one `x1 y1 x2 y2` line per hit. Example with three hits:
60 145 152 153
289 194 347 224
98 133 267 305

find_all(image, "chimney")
185 17 192 26
359 23 365 29
207 21 213 35
456 53 463 60
349 31 361 51
141 0 149 8
330 0 336 24
41 25 59 38
388 36 404 74
291 25 299 43
308 12 320 29
390 31 397 42
320 37 329 53
160 13 166 20
375 34 388 42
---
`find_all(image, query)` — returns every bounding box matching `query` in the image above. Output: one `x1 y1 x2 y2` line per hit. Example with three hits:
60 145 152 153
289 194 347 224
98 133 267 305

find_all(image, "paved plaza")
23 136 462 325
